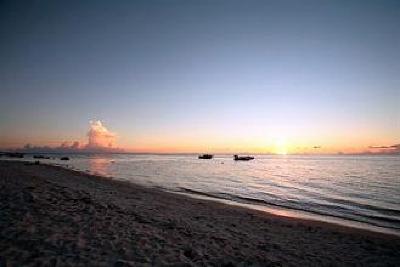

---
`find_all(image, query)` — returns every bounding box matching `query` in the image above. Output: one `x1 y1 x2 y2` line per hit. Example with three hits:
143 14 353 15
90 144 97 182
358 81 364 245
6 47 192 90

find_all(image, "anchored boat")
233 155 254 161
198 154 213 159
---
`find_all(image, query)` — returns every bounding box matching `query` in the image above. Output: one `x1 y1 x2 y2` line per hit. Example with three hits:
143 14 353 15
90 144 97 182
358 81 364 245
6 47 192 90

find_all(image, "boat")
60 157 70 161
198 154 213 159
233 154 254 161
33 155 50 159
3 152 24 158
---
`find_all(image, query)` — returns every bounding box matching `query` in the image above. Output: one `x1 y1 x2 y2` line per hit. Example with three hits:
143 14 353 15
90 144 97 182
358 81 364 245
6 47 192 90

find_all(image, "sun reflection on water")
88 157 112 176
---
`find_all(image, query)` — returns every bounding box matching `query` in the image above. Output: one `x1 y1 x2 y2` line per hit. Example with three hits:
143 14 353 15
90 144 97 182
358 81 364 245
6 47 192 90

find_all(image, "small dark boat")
234 154 254 161
33 155 50 159
60 157 70 161
25 160 41 166
4 152 24 158
198 154 213 159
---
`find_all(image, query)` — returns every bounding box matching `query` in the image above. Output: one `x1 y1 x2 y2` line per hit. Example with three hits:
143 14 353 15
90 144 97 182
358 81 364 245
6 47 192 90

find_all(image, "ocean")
18 154 400 235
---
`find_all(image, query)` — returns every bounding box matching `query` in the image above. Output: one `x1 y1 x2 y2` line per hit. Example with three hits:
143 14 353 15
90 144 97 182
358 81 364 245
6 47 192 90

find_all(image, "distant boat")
3 152 24 158
198 154 213 159
33 155 50 159
234 155 254 161
60 157 70 161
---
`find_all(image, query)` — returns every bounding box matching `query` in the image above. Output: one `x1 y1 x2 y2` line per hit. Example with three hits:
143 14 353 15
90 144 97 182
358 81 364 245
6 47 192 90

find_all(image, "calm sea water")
23 154 400 234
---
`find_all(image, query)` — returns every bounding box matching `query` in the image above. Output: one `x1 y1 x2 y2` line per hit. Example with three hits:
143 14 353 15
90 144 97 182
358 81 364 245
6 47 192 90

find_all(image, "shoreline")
33 161 400 238
24 158 400 237
176 191 400 238
1 160 400 265
61 163 400 239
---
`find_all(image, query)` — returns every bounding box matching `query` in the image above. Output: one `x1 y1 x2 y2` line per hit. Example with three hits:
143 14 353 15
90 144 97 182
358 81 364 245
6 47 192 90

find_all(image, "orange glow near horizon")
118 135 398 155
1 125 398 155
1 140 397 155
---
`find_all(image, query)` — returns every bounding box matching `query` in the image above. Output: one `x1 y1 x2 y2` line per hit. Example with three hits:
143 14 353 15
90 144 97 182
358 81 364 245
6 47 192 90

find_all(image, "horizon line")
1 150 399 156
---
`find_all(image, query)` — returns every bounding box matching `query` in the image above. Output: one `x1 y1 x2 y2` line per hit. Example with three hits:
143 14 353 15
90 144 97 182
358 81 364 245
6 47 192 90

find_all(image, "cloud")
15 120 123 153
71 141 80 149
369 144 400 149
390 144 400 149
20 142 82 153
368 143 400 154
369 145 391 149
86 120 117 149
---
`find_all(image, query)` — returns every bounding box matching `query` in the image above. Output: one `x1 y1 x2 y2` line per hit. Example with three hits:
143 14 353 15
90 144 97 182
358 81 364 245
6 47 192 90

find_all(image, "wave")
178 187 400 230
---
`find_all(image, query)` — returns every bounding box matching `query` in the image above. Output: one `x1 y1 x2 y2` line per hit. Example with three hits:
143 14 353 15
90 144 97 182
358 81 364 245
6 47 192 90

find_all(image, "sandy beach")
1 160 399 266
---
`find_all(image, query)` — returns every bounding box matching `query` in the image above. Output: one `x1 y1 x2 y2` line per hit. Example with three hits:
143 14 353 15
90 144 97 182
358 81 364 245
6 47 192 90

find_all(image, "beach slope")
0 161 399 266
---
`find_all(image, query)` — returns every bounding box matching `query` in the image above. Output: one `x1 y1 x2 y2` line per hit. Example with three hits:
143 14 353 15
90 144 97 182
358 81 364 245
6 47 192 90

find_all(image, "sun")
274 138 288 155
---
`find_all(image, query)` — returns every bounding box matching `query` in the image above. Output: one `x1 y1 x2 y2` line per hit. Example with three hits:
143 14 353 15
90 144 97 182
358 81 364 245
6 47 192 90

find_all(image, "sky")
0 0 399 154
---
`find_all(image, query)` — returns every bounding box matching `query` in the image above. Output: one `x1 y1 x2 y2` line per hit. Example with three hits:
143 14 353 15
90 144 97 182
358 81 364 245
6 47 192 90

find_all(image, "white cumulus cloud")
86 120 117 148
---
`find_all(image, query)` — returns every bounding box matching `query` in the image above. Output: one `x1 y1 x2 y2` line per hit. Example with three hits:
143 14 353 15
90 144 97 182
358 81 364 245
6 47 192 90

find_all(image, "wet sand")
1 160 399 266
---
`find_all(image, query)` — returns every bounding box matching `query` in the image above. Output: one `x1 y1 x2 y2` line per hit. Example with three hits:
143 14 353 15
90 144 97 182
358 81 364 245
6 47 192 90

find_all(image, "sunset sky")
0 0 399 154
